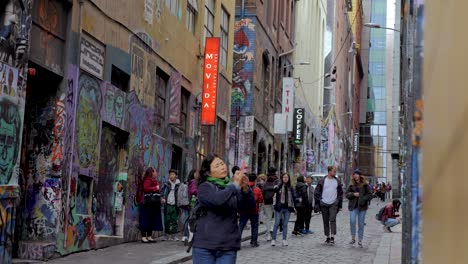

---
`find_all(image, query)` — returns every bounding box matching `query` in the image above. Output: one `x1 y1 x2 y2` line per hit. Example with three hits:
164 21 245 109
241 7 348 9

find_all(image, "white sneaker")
266 233 272 241
181 236 187 242
282 240 288 246
175 236 180 241
271 240 276 246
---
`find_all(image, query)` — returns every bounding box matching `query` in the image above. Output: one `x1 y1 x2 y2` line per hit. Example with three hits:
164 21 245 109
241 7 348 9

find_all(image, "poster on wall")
80 33 105 79
245 115 254 132
201 37 220 125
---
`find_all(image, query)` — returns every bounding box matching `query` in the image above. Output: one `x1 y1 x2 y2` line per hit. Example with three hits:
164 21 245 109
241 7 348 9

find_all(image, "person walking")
179 169 199 244
192 154 254 264
304 175 315 234
346 169 373 248
239 173 264 247
162 169 180 240
293 176 309 236
314 166 343 245
271 173 296 247
256 174 267 224
139 167 163 243
262 167 279 241
186 169 200 243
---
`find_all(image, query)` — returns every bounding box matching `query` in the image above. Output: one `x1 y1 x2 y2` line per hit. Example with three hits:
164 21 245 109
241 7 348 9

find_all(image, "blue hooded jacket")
193 182 254 251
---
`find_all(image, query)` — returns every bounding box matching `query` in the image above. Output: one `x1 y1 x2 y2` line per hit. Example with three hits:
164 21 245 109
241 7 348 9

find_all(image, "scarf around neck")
280 185 293 207
207 176 230 188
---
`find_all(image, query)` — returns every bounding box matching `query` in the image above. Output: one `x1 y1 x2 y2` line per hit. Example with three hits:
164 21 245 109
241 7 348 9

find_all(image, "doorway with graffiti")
95 123 129 236
15 62 63 255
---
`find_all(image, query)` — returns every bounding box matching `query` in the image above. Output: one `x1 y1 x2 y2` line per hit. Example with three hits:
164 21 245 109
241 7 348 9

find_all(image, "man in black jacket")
304 175 315 234
314 166 344 244
262 167 279 240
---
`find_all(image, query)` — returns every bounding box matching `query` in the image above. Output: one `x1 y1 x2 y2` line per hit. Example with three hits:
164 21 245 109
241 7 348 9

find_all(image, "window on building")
186 1 197 34
181 88 190 133
166 0 179 16
271 57 275 106
220 7 229 68
111 65 130 92
215 117 227 156
204 0 215 43
155 69 169 131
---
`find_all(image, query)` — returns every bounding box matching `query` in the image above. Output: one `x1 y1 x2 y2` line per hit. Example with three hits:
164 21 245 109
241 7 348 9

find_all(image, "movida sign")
201 37 220 125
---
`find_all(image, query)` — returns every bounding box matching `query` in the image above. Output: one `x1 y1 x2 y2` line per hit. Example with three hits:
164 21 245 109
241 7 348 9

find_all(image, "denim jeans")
239 214 259 242
383 218 400 227
272 208 291 240
349 209 367 241
192 247 237 264
263 205 274 232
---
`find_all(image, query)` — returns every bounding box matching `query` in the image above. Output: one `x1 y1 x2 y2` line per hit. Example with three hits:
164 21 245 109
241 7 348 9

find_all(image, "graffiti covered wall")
55 61 173 254
0 0 33 262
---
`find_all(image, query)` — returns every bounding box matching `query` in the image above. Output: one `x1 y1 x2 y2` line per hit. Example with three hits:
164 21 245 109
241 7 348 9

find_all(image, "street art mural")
0 98 21 185
101 83 126 130
76 73 101 169
123 91 172 240
0 186 18 264
411 1 424 262
229 17 256 171
95 126 119 236
0 0 29 71
232 18 255 115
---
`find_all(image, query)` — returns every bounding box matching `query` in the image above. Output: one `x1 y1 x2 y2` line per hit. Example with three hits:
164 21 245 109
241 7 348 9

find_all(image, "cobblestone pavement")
42 201 400 264
184 201 397 264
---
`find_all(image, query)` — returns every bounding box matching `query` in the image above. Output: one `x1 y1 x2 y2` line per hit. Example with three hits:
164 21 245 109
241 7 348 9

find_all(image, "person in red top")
239 173 264 247
381 199 401 232
139 167 164 243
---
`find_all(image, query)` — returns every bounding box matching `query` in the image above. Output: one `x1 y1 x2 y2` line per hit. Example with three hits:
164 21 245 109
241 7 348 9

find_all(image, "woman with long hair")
139 167 163 243
192 154 254 264
271 173 296 247
346 169 373 247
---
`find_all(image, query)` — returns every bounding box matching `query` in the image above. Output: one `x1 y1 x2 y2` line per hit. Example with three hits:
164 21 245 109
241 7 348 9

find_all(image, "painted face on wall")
0 100 20 184
76 74 101 168
114 95 124 124
105 88 115 122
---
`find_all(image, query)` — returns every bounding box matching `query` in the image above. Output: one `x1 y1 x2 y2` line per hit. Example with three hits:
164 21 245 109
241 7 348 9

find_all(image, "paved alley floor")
41 200 401 264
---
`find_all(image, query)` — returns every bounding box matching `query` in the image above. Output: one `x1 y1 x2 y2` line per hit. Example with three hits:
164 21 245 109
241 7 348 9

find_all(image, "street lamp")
364 23 400 32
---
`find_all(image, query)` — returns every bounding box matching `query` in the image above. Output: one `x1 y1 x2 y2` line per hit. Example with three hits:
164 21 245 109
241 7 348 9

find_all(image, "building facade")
322 0 363 184
8 0 235 261
358 0 400 187
229 0 296 175
293 0 326 176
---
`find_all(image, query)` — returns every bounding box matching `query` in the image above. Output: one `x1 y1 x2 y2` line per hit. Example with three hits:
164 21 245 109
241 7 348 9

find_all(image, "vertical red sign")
201 37 220 126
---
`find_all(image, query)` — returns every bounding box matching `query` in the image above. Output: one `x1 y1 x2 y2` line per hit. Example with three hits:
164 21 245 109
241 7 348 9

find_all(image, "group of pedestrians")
137 154 401 264
137 167 199 243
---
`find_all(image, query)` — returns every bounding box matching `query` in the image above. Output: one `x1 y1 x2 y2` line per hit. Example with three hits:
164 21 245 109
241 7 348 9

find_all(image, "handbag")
144 192 161 206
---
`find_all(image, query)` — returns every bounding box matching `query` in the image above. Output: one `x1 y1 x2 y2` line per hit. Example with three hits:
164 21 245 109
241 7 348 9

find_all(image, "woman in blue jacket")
192 154 254 264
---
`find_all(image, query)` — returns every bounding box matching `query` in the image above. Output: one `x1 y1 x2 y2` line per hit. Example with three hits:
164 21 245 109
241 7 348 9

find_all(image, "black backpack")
186 199 206 253
375 206 386 221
